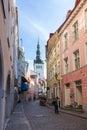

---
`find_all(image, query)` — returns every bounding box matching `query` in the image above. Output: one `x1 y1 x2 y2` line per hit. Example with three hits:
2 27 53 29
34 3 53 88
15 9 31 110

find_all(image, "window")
1 0 6 18
57 44 60 55
73 50 80 70
53 50 56 60
58 61 60 73
72 21 78 42
85 9 87 31
7 10 11 47
55 64 57 74
64 57 68 74
64 32 68 49
66 83 70 88
52 68 53 77
53 68 54 77
75 80 81 87
36 66 42 69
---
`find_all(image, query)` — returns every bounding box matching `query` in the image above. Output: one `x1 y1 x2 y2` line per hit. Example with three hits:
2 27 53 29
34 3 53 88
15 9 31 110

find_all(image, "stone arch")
5 71 11 119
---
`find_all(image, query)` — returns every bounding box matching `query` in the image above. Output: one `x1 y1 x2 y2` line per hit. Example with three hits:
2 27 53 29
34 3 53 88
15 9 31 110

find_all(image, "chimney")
49 33 54 38
66 10 72 19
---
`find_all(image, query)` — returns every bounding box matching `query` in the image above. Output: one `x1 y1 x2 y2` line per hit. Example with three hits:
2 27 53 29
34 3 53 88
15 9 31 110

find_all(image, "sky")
16 0 75 67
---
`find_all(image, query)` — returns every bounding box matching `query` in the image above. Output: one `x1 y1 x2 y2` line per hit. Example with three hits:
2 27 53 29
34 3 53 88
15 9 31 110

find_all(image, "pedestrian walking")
33 95 36 101
53 97 59 114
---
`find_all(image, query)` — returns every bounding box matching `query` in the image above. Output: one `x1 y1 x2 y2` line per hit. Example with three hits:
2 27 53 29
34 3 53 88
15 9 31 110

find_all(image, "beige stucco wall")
0 0 16 129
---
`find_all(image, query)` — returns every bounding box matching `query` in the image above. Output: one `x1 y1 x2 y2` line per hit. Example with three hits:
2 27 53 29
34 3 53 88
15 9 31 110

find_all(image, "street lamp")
55 72 60 83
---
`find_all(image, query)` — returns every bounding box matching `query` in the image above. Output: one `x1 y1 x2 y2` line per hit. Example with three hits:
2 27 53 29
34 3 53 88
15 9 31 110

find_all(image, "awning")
30 75 37 79
21 76 28 83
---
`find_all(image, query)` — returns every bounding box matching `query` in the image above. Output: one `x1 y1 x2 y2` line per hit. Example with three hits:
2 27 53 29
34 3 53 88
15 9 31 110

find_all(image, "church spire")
36 38 40 61
34 38 43 64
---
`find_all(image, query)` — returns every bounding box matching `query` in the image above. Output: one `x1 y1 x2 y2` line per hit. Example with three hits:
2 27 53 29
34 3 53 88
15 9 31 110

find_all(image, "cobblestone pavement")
5 103 31 130
23 100 87 130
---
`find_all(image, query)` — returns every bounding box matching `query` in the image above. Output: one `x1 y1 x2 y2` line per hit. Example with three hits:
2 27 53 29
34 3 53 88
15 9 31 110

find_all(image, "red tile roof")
75 0 80 7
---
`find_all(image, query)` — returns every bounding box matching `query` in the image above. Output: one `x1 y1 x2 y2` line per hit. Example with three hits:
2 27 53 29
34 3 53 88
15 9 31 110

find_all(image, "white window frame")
72 21 78 42
64 57 68 74
73 50 80 70
85 8 87 31
64 32 68 50
57 61 60 73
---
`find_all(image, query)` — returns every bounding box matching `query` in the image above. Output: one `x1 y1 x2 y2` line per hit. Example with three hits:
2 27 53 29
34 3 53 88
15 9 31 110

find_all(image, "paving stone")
23 101 87 130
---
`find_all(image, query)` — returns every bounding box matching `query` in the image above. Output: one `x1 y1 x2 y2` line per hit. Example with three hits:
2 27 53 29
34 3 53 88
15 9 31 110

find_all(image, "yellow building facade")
46 32 61 104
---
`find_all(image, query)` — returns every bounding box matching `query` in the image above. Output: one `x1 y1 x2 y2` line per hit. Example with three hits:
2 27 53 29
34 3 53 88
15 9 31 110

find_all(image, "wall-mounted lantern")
55 72 60 86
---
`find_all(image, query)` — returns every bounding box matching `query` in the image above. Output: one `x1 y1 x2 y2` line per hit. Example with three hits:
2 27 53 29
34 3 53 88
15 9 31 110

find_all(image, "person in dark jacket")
52 98 55 106
53 97 59 114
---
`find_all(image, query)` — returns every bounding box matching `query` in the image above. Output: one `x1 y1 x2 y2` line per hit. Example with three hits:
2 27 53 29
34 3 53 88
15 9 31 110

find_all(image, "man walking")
54 97 59 114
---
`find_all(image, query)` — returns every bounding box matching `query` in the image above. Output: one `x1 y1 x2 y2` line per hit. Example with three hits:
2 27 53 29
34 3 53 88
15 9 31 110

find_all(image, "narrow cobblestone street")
23 100 87 130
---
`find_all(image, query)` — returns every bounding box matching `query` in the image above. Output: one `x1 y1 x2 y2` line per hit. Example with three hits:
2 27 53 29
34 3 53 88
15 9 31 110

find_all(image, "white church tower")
34 40 44 78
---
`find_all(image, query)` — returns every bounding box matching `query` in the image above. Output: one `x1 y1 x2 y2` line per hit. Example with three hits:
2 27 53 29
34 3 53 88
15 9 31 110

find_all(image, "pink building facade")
59 0 87 111
0 0 18 129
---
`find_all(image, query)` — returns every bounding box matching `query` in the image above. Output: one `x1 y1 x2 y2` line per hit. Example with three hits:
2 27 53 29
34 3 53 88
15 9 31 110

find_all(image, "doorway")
74 80 82 106
65 83 70 106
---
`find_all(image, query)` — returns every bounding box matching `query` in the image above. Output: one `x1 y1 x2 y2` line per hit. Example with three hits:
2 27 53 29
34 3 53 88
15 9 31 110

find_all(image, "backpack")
52 100 55 106
54 100 58 106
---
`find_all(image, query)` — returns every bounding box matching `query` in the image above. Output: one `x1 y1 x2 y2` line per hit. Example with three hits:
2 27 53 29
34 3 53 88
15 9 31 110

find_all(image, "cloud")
18 10 49 40
29 20 49 40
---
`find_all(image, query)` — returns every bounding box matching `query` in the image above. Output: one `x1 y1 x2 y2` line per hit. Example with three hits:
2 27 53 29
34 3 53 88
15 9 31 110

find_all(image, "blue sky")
16 0 75 64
